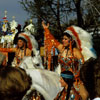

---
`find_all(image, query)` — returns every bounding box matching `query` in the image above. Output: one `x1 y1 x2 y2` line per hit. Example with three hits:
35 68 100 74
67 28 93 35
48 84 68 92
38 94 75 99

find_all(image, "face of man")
17 39 25 48
59 77 68 88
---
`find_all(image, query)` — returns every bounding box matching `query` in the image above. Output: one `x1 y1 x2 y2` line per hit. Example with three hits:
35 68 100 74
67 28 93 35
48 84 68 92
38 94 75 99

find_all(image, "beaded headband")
61 74 74 79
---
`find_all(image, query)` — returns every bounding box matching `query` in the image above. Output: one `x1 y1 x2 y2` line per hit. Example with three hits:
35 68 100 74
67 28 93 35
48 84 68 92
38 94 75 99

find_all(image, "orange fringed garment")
44 28 60 70
0 48 15 64
0 48 15 52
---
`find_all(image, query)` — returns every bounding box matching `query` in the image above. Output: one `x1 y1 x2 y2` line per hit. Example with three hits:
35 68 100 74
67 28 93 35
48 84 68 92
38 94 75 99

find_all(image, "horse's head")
20 54 44 70
32 54 43 68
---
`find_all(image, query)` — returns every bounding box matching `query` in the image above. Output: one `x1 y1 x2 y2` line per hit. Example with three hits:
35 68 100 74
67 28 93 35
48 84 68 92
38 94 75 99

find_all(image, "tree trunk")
73 0 84 28
56 0 63 36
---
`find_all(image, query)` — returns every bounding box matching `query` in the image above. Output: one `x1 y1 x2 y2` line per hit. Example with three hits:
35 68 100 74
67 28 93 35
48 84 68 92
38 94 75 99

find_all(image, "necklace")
60 46 69 58
16 48 26 64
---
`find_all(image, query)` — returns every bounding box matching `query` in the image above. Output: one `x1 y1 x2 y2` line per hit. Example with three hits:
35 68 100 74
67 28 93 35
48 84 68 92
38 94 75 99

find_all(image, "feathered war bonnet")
64 25 97 61
64 26 82 51
18 33 32 50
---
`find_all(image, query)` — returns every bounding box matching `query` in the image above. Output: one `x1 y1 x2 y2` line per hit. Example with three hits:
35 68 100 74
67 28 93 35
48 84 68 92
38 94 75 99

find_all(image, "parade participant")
0 33 32 67
42 21 90 100
0 66 61 100
80 57 100 100
13 24 22 45
0 52 7 67
54 71 81 100
12 33 32 67
0 66 32 100
24 19 35 35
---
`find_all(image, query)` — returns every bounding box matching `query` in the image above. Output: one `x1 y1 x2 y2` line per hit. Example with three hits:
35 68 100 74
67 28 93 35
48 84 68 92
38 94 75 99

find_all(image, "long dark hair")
61 71 74 100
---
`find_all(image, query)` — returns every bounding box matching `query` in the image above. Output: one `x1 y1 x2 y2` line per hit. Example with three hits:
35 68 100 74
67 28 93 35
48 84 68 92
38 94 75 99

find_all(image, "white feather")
24 23 35 35
10 20 18 30
71 25 97 61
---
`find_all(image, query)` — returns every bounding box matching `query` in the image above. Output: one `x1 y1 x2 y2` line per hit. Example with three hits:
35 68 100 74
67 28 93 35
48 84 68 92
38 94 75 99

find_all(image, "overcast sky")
0 0 30 25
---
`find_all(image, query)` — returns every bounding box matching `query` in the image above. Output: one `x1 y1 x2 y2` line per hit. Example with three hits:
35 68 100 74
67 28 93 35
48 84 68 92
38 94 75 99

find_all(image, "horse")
19 50 62 100
22 68 62 100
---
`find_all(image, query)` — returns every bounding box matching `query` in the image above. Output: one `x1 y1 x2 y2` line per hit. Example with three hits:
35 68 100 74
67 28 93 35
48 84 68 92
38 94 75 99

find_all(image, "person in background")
13 24 22 45
0 52 7 67
23 21 29 31
0 66 32 100
80 57 100 100
12 33 32 67
0 66 47 100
